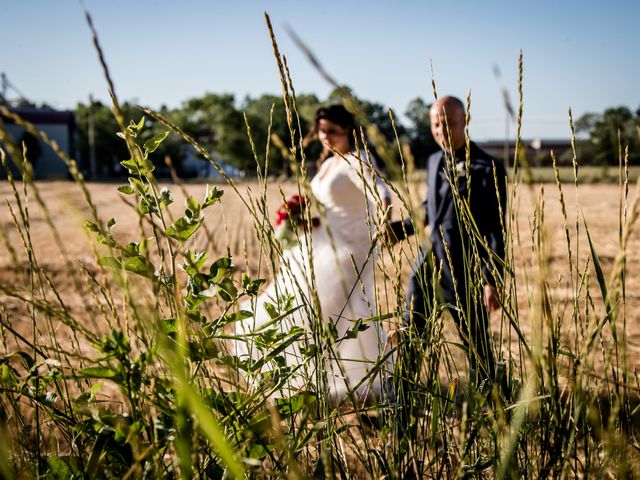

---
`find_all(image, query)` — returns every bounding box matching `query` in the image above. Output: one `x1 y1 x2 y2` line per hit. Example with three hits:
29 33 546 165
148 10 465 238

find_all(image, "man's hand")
483 284 500 312
379 221 400 245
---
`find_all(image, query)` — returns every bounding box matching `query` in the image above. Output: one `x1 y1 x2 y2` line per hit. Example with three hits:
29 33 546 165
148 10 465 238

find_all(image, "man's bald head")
429 96 467 151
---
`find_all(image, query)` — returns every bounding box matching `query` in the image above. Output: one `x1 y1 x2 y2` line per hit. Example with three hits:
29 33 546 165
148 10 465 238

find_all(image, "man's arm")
471 160 507 311
385 198 427 245
484 284 500 312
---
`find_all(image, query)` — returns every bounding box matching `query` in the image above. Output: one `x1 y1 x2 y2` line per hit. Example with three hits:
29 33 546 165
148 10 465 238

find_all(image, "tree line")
570 106 640 166
69 92 640 177
73 89 434 178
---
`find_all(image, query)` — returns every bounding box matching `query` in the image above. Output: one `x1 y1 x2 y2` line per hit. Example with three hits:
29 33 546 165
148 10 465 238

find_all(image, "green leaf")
203 185 223 207
130 176 148 193
209 257 233 283
127 117 145 137
99 256 122 270
124 255 155 279
143 158 155 173
167 217 201 241
83 221 100 233
117 185 134 195
587 309 615 351
584 216 613 321
217 279 237 302
242 273 265 295
139 198 152 215
300 344 317 358
185 293 206 312
1 364 17 386
186 196 201 213
264 302 278 320
228 310 253 322
96 233 117 248
326 322 338 341
184 250 208 274
137 237 152 256
174 377 245 478
120 158 140 173
80 367 118 379
47 456 83 478
90 381 104 398
557 346 575 359
123 242 139 257
262 331 304 365
342 319 370 340
247 443 268 460
158 187 173 209
161 318 177 335
276 391 316 418
143 131 169 154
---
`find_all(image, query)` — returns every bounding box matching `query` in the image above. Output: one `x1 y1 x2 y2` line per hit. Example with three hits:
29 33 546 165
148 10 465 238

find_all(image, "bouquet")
275 194 319 249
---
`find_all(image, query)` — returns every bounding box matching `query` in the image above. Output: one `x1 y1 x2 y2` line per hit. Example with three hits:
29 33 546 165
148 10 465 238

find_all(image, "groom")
389 95 507 382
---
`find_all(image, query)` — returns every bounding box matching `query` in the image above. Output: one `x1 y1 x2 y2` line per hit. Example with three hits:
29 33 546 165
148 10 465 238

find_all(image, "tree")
243 93 321 174
573 112 599 136
75 101 132 177
571 108 640 165
404 97 438 168
170 93 254 171
75 101 186 178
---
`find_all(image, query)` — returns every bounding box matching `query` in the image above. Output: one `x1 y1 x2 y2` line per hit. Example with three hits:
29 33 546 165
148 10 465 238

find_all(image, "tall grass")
1 10 639 479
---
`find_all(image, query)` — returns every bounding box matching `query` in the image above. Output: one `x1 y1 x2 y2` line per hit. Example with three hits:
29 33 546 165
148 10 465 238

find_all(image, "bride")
236 105 392 400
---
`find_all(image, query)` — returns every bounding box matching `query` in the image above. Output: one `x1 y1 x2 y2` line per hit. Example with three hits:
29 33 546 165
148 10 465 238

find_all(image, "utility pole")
88 94 97 179
492 64 515 172
504 114 510 171
0 73 7 102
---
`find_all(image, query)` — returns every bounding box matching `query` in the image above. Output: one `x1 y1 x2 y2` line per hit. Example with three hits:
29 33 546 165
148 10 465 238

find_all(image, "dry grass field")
1 179 639 371
2 177 640 477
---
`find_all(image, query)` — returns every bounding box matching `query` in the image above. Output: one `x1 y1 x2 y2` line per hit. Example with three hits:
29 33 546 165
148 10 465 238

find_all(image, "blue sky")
2 0 639 139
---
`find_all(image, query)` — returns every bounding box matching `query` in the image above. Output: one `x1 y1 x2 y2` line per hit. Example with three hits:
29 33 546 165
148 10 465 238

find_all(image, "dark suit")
392 142 507 379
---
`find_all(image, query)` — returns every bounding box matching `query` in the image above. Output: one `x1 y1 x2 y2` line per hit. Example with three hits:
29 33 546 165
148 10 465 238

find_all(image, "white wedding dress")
236 150 391 400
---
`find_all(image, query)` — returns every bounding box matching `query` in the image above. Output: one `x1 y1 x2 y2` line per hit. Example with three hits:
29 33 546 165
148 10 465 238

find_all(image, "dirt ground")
1 179 639 378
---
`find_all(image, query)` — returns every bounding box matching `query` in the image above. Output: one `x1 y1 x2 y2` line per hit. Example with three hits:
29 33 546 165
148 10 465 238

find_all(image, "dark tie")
436 160 450 211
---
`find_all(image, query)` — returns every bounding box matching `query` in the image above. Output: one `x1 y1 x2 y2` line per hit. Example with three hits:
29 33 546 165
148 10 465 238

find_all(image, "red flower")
275 208 289 226
274 194 310 228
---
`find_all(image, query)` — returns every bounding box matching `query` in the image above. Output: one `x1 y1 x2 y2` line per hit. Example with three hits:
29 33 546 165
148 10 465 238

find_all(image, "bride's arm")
346 151 391 209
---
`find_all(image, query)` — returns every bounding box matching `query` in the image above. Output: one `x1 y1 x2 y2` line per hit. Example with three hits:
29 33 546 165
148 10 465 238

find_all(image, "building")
477 138 573 166
0 107 76 179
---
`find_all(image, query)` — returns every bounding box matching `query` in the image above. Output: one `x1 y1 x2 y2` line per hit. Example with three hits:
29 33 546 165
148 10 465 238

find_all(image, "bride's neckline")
316 150 354 181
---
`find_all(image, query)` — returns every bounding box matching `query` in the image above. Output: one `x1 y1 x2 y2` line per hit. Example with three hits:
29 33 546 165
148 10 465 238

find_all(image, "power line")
0 72 30 105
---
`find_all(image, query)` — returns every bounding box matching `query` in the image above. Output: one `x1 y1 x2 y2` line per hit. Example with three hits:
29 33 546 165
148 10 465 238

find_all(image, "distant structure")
477 138 573 166
1 73 77 179
180 145 244 180
1 107 77 179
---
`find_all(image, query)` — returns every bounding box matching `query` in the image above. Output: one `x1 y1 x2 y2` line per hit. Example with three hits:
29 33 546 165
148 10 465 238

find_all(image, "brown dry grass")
1 179 639 376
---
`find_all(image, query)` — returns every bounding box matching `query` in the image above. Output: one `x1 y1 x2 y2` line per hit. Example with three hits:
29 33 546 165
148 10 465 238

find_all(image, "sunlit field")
1 173 639 477
1 10 640 479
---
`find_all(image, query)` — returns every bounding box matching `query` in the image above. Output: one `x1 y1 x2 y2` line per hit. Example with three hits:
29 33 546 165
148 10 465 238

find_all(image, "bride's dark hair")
304 104 357 149
304 104 358 169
